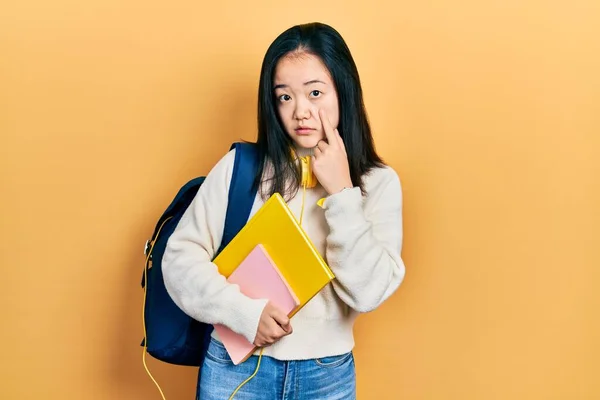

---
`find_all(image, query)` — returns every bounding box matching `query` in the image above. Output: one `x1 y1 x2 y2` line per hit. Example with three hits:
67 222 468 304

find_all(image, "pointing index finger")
319 109 337 147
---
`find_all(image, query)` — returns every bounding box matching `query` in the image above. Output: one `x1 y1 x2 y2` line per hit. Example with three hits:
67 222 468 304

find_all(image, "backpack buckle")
144 239 152 257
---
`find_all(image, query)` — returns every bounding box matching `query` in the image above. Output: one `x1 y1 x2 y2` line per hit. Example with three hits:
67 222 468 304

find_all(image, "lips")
295 127 315 135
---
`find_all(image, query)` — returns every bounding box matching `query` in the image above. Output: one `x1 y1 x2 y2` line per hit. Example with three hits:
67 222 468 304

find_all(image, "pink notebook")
212 244 300 365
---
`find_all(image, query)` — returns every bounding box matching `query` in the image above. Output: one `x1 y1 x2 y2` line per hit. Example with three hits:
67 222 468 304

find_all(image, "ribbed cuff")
222 295 269 344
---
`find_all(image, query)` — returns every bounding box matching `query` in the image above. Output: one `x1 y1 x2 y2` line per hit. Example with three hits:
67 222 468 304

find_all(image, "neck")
292 145 314 159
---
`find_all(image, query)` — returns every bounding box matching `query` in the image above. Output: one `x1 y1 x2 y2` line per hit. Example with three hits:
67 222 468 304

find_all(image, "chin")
291 134 323 149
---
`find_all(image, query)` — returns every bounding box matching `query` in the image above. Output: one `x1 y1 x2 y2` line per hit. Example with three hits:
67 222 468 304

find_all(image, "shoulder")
363 165 402 198
209 148 238 178
206 143 260 183
360 165 403 215
197 148 237 195
212 148 237 174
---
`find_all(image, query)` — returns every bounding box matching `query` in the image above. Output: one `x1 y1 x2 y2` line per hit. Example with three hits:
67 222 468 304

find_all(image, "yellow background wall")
1 1 598 399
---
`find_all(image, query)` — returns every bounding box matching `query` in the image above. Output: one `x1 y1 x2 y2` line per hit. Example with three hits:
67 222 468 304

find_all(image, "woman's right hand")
253 302 293 347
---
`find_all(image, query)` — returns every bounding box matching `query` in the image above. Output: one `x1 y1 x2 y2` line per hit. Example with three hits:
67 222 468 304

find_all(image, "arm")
322 168 406 313
161 150 268 343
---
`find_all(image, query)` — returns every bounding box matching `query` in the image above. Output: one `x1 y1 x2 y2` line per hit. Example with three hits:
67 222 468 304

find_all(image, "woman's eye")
278 94 291 102
310 90 322 97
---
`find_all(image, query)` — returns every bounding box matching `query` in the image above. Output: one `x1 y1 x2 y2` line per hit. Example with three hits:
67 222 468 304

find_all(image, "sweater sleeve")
161 149 268 344
322 168 406 313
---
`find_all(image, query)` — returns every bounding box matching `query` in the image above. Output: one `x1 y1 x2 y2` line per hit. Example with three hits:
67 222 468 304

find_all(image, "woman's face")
273 52 340 150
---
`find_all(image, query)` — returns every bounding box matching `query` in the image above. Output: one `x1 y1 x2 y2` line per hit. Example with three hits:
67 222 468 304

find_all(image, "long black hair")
255 22 384 200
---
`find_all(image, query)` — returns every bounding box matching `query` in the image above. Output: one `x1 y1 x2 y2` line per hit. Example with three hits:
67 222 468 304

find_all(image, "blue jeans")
198 337 356 400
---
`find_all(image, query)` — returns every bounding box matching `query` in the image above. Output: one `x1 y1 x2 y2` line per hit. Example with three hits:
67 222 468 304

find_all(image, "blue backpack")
140 142 260 366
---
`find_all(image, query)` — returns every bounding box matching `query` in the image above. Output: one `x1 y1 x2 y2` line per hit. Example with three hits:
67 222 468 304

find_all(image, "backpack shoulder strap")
219 142 260 254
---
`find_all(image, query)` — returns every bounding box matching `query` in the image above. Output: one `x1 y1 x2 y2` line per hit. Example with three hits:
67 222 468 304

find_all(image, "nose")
293 98 312 121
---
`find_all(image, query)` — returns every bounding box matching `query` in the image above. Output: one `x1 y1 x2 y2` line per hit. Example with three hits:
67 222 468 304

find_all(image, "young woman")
163 22 406 399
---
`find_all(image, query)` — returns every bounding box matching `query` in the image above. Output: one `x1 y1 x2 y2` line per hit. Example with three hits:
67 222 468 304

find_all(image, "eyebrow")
273 80 326 90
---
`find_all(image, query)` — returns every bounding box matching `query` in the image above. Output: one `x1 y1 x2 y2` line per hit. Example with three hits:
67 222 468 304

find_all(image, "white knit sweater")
162 149 406 360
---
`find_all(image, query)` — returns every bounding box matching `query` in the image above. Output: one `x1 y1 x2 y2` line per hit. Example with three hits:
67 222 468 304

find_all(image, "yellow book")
213 193 335 313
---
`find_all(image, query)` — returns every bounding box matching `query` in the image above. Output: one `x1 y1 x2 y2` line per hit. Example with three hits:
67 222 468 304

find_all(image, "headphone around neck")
291 147 318 189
